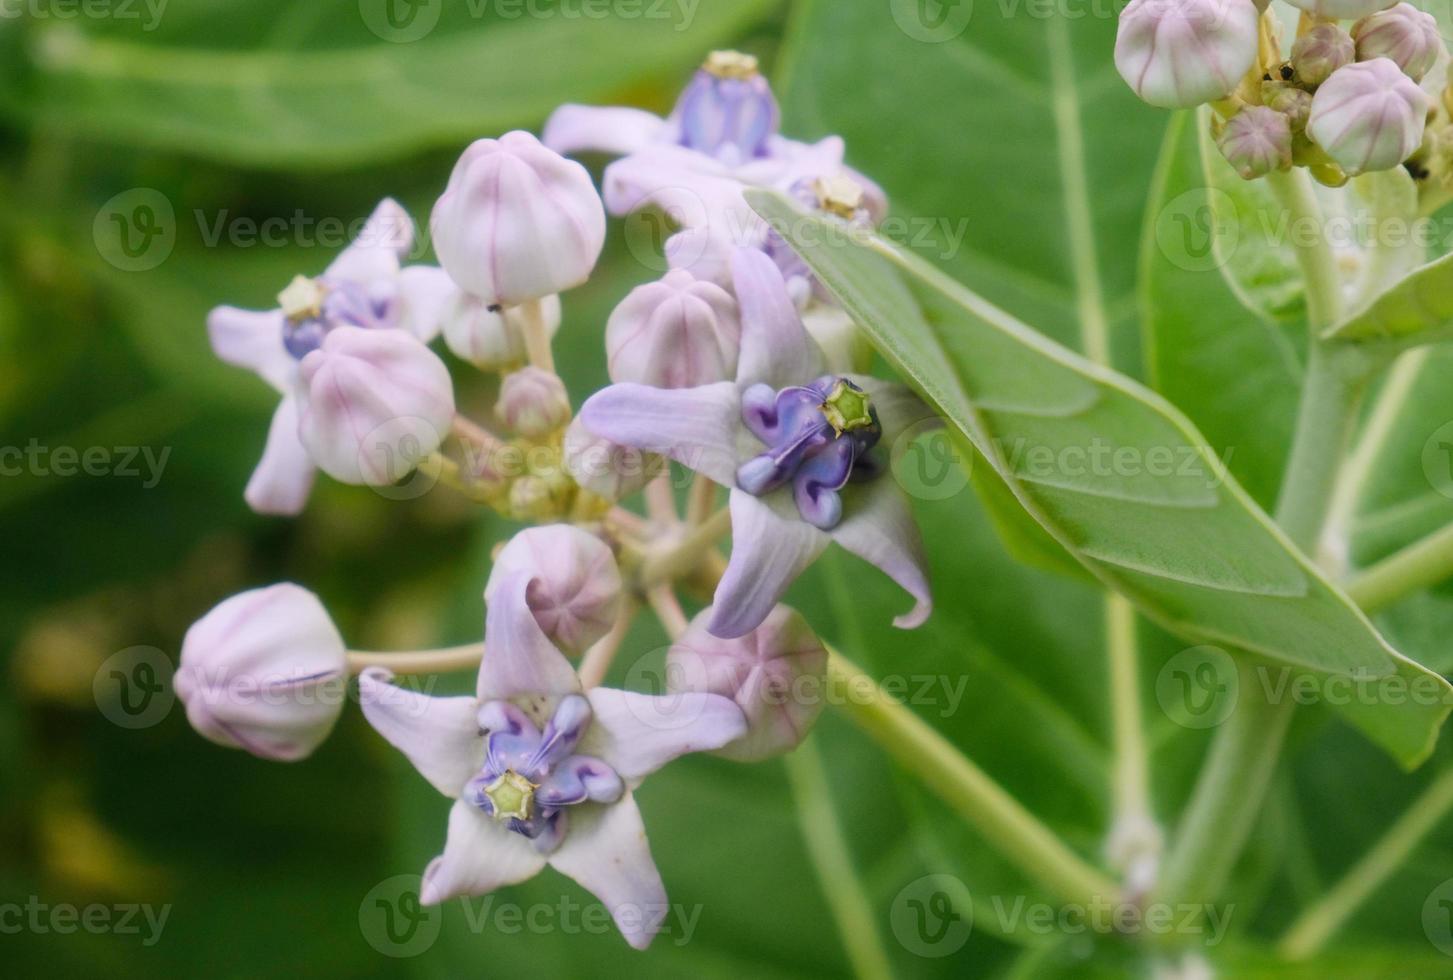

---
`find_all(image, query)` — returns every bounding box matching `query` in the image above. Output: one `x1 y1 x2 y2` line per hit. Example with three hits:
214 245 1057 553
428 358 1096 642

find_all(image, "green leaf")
5 0 778 168
750 188 1453 768
1322 250 1453 345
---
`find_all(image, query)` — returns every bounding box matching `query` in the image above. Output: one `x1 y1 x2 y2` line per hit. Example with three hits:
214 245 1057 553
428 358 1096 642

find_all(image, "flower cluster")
185 51 935 950
1115 0 1447 183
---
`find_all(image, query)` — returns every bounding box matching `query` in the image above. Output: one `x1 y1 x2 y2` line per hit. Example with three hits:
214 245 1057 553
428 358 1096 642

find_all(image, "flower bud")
1115 0 1260 108
1217 105 1294 179
1353 3 1443 83
673 50 780 166
666 605 827 762
496 367 571 437
431 131 606 307
605 270 741 388
1308 58 1430 175
176 584 347 762
1263 81 1314 131
442 291 561 371
1284 0 1396 21
486 525 623 655
297 326 455 486
1292 24 1356 87
562 417 664 502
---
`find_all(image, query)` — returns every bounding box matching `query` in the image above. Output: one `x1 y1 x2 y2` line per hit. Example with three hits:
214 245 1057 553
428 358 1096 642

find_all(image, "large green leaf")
3 0 778 168
750 188 1453 768
1323 251 1453 346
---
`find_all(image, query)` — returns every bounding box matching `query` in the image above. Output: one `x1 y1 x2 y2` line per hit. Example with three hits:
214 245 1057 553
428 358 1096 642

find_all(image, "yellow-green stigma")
483 769 537 822
813 175 866 220
821 380 874 436
278 275 325 322
704 49 760 80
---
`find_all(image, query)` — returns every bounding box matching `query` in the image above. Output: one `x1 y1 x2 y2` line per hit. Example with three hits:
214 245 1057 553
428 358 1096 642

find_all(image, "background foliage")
4 0 1453 976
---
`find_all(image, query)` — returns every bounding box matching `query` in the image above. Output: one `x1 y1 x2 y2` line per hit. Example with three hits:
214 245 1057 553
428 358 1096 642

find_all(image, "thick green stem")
1347 521 1453 615
828 650 1119 906
1266 169 1344 332
346 644 483 675
1278 768 1453 960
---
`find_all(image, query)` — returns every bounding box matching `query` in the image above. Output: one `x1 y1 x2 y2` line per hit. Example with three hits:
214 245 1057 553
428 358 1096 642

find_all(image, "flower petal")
708 489 829 638
358 668 483 798
536 755 624 807
582 688 746 782
543 104 669 156
546 793 667 950
396 265 455 343
478 571 581 703
579 381 742 487
731 248 824 389
833 477 932 629
243 395 317 516
326 198 413 283
419 799 547 905
207 306 293 391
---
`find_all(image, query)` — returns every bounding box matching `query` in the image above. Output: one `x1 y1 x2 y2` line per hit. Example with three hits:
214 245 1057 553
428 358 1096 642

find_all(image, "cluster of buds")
1116 0 1445 183
186 49 936 952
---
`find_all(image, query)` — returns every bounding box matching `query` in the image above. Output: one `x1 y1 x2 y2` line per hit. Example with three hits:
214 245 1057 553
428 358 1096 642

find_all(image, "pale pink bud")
442 291 561 371
1217 106 1293 179
605 270 741 388
1308 59 1430 175
485 525 623 655
1292 24 1356 86
1263 82 1313 131
175 584 347 761
496 367 571 437
1353 3 1443 83
431 131 606 307
562 417 664 502
1115 0 1260 108
667 606 827 762
296 326 455 486
1284 0 1396 21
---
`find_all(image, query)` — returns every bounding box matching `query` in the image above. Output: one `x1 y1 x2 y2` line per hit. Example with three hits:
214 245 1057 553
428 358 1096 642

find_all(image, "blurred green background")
5 1 1453 977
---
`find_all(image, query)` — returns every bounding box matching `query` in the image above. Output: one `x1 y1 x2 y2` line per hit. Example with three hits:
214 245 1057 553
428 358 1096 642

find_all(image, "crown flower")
1218 105 1295 179
1114 0 1261 109
1307 58 1430 176
1352 3 1443 82
485 526 624 656
606 269 742 389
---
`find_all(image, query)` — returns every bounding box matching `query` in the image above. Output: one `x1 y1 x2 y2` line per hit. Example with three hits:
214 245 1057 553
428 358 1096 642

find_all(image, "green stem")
1105 594 1160 884
1346 521 1453 615
828 650 1119 906
784 736 896 980
1278 768 1453 960
1266 168 1344 332
346 644 482 675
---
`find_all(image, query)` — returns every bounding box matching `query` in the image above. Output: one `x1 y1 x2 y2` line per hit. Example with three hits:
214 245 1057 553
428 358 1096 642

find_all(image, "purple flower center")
674 59 780 166
279 275 401 359
465 695 623 854
737 376 883 531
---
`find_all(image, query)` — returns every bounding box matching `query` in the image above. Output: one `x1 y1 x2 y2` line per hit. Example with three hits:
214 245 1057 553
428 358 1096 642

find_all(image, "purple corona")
673 50 780 165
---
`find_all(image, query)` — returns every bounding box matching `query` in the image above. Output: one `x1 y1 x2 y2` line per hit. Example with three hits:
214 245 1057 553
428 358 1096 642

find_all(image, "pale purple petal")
207 306 293 390
708 489 830 638
546 793 666 950
601 145 750 223
731 248 824 390
478 571 581 703
543 104 669 156
536 755 624 806
581 688 747 782
325 198 413 283
395 265 455 343
419 799 547 905
358 668 483 798
579 381 742 487
243 395 316 516
833 477 932 630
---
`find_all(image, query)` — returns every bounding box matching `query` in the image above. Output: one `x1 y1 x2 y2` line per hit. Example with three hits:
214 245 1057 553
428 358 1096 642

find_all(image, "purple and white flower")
360 572 746 949
580 248 933 639
207 200 453 515
485 525 624 656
